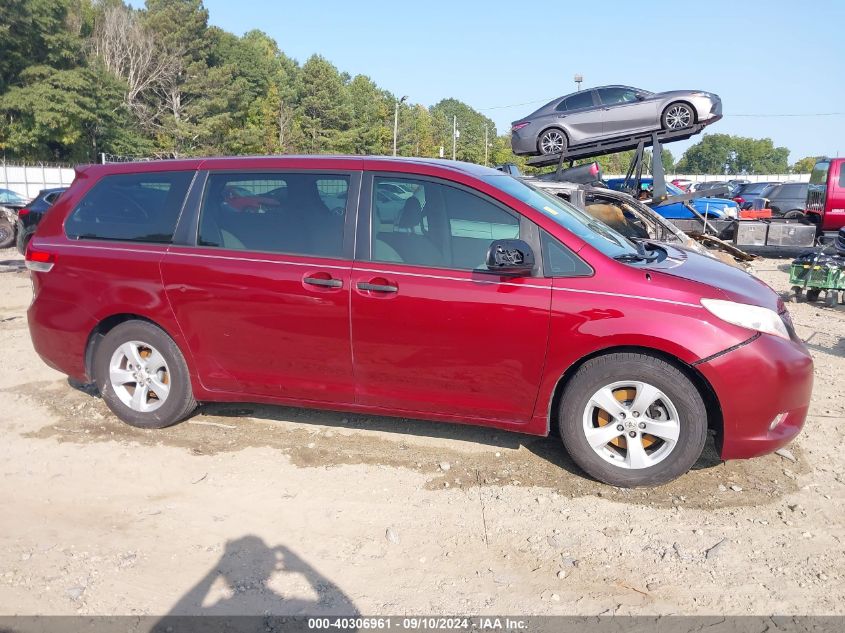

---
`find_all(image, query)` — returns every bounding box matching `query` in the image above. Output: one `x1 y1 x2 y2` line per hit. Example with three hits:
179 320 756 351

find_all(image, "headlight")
700 299 790 340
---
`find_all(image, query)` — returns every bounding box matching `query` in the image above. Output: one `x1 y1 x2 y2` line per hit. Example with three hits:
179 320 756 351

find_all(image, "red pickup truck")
807 158 845 231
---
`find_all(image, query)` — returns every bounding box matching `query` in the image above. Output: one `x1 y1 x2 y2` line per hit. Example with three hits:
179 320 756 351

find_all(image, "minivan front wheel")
559 352 708 487
94 320 196 428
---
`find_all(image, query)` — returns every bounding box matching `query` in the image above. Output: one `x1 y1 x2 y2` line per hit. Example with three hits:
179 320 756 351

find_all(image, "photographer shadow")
162 535 358 617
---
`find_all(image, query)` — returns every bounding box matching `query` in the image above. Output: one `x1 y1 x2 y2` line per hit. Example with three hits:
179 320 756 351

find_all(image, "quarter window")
66 171 193 243
371 176 519 270
198 172 349 258
541 231 592 277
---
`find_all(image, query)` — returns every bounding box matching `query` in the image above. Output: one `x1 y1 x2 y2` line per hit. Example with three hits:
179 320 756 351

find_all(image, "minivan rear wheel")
558 352 708 487
93 320 196 428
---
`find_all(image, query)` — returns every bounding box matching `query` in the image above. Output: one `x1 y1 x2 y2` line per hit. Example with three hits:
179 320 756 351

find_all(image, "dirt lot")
1 247 843 616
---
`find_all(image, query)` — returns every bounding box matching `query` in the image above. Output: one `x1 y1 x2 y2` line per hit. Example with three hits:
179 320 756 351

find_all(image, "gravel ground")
0 247 843 616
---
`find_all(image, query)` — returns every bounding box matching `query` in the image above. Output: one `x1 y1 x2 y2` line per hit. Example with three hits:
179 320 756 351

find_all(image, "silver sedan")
511 85 722 156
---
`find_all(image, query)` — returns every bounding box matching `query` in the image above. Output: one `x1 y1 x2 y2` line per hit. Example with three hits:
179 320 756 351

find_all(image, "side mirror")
486 239 535 276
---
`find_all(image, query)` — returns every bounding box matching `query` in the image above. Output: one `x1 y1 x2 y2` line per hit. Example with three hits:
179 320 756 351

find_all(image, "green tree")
429 98 495 164
676 133 789 174
296 55 350 153
143 0 209 63
0 0 88 91
0 64 125 161
346 75 392 155
792 156 823 173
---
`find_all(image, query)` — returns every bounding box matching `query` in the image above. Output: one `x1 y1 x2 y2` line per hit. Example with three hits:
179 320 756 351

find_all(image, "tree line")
0 0 823 174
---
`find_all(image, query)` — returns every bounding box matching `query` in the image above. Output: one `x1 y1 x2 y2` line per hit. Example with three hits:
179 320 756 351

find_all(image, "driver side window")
598 87 639 105
371 176 520 270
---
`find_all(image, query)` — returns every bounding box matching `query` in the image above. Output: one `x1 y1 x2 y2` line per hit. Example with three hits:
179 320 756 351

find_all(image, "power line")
726 112 844 118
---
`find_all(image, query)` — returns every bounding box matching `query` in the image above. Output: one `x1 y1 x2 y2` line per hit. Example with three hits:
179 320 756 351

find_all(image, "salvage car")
604 178 739 219
511 85 722 156
15 187 66 255
26 156 811 487
0 188 30 248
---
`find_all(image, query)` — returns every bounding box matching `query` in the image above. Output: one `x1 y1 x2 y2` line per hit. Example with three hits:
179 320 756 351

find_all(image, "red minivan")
807 158 845 231
25 156 813 487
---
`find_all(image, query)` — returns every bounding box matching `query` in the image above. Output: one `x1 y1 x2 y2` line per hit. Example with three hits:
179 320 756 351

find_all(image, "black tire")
558 352 708 487
792 286 803 302
661 102 695 130
783 210 805 220
825 291 838 308
93 320 196 428
0 217 15 249
807 288 821 302
537 128 568 155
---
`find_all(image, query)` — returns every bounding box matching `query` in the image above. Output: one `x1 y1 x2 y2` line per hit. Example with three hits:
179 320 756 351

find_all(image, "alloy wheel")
664 105 693 129
539 130 566 154
109 340 171 413
582 381 681 470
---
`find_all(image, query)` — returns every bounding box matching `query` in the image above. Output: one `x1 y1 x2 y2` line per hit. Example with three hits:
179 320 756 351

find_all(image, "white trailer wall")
0 162 76 200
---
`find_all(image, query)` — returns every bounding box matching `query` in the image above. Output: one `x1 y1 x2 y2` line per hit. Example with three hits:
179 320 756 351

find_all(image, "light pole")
452 115 458 161
392 95 407 157
574 73 583 91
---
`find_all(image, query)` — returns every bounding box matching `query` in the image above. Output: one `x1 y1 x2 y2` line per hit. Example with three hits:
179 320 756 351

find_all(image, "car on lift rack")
511 85 722 156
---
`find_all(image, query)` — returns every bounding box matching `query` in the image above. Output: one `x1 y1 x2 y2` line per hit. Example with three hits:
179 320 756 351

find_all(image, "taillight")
511 122 530 132
733 196 744 205
25 247 55 272
17 207 30 217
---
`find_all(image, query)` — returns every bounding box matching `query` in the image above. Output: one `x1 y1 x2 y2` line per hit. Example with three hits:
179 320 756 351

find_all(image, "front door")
350 174 551 423
161 170 359 403
597 87 658 137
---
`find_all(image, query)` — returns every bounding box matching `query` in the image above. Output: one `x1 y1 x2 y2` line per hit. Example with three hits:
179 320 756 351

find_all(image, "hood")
656 89 717 99
694 197 735 207
647 246 782 312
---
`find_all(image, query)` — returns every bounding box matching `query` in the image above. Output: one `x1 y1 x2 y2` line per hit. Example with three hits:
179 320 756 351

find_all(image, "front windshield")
483 175 639 259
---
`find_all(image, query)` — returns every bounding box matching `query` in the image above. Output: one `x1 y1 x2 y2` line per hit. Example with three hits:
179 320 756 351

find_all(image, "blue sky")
132 0 844 163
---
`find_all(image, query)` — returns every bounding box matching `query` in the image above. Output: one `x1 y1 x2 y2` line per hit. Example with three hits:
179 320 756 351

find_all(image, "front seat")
376 196 445 267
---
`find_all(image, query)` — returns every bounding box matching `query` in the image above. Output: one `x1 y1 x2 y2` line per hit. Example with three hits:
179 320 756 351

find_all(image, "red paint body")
806 158 845 231
27 156 813 460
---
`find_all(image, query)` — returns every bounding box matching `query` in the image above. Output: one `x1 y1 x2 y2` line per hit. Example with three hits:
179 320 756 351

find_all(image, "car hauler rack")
525 119 817 252
525 122 712 200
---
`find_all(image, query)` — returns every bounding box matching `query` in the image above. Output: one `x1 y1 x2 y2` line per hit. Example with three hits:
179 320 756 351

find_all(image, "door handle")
357 282 398 293
304 276 342 288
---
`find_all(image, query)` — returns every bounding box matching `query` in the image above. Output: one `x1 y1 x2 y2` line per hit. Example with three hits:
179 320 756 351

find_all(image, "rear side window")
556 91 595 112
198 172 348 258
781 184 806 196
840 166 845 188
67 172 193 243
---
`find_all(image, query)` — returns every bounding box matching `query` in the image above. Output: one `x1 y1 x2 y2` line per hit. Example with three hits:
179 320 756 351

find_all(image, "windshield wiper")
613 253 648 262
615 241 660 263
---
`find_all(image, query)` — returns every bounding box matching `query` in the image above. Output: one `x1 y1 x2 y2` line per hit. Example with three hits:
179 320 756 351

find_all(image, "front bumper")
695 333 813 460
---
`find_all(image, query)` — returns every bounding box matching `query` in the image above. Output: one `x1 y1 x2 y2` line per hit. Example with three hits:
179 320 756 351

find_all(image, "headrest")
396 196 423 229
